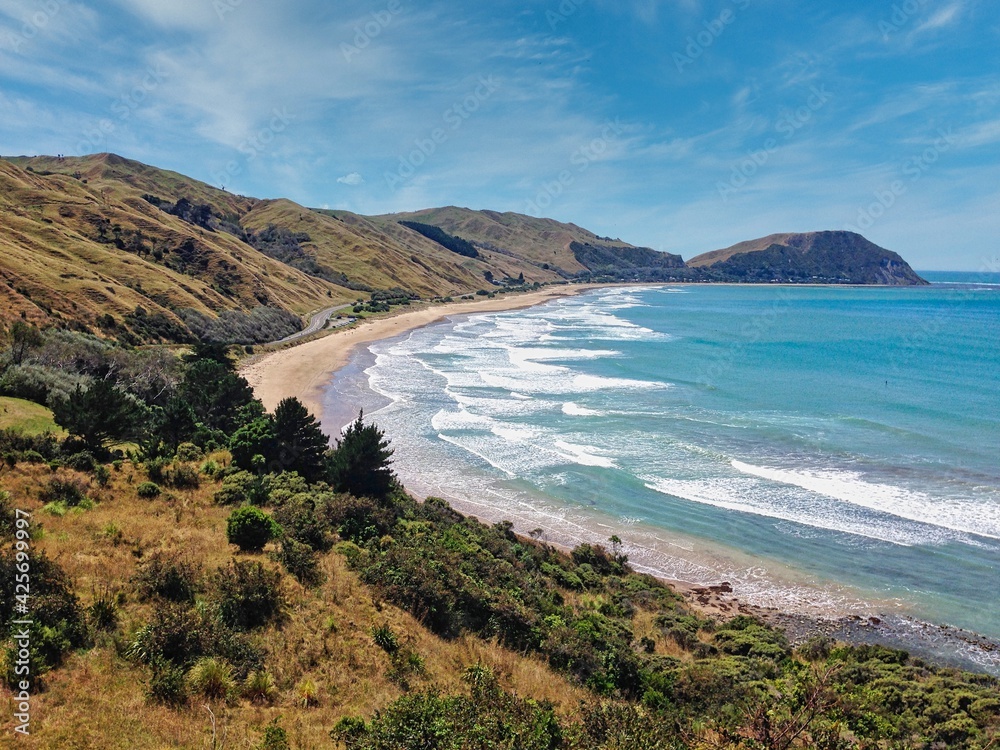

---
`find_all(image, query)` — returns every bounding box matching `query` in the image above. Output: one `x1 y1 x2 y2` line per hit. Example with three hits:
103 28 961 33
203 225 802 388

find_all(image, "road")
274 303 355 345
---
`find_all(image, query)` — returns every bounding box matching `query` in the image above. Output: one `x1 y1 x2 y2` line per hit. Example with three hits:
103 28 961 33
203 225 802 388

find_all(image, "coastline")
241 284 599 418
241 282 1000 676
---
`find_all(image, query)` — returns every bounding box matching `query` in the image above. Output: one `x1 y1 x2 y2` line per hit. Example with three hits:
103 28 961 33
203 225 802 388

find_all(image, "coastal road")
275 303 355 345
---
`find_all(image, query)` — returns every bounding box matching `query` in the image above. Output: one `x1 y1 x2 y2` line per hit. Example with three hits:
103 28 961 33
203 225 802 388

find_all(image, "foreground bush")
213 560 285 631
226 506 281 552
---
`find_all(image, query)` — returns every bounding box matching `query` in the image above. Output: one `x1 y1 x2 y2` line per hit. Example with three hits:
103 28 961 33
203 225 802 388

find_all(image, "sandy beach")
241 285 594 418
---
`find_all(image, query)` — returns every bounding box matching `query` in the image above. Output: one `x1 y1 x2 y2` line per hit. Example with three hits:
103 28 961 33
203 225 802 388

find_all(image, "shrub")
93 463 111 487
213 560 285 631
163 462 200 489
136 481 161 499
371 623 400 655
39 476 89 507
0 491 13 538
227 506 282 552
243 670 277 705
132 553 201 603
214 470 266 506
275 537 323 587
273 494 333 551
88 588 119 632
0 363 91 407
260 718 291 750
64 450 96 472
175 442 202 462
146 659 188 706
128 603 209 666
187 657 235 701
296 679 319 708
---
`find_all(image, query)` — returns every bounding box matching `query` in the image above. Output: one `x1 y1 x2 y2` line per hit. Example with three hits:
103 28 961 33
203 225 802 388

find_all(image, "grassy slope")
0 155 355 336
0 397 64 436
247 201 500 298
0 461 592 748
376 206 640 275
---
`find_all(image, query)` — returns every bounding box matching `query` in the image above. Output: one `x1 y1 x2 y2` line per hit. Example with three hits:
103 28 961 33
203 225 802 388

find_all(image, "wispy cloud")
0 0 997 269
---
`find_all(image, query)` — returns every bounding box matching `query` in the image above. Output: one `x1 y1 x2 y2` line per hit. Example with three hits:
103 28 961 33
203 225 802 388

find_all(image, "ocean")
323 273 1000 670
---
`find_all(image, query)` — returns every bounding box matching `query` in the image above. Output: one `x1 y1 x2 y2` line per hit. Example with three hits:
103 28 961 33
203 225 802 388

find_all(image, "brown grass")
0 459 590 748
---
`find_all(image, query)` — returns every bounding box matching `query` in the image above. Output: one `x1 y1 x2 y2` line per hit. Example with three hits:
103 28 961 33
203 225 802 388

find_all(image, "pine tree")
327 411 395 500
272 398 329 481
52 380 149 451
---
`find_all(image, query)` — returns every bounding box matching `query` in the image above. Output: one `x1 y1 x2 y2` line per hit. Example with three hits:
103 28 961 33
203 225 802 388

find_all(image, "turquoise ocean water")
323 273 1000 668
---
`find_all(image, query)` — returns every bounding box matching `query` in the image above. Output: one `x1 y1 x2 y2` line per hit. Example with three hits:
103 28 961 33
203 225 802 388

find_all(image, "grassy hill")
377 206 644 276
0 154 351 343
0 154 599 344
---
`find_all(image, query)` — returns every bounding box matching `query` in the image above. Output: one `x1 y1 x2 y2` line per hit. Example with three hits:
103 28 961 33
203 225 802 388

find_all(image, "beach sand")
241 285 593 418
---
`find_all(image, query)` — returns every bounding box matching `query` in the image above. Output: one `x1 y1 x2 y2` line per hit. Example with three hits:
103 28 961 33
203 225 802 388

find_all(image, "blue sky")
1 0 998 270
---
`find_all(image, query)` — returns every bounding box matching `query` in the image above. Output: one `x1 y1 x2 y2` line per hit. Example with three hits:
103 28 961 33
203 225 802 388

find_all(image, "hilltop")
688 231 928 285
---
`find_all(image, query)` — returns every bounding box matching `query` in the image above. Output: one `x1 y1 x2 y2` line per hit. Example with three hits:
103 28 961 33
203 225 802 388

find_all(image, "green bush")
213 560 285 631
214 470 266 506
175 442 202 462
226 506 281 552
187 657 235 701
132 553 201 603
128 602 209 666
64 450 96 472
163 462 200 489
371 623 400 655
40 476 89 507
260 717 291 750
274 537 323 587
136 481 161 499
146 659 188 706
243 670 277 705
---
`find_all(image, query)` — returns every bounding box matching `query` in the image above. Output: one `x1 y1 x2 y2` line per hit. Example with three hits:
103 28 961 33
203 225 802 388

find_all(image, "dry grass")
0 459 590 748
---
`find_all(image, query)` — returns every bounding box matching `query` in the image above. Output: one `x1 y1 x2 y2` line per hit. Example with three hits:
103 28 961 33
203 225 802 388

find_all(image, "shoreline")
241 282 1000 676
241 284 600 418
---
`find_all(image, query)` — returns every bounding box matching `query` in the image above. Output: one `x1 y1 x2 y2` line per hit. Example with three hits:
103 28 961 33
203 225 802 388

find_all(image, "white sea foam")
643 475 955 547
553 440 617 468
562 402 602 416
731 460 1000 541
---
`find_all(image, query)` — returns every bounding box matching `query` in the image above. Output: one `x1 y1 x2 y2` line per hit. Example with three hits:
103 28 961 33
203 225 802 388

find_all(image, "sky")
1 1 999 270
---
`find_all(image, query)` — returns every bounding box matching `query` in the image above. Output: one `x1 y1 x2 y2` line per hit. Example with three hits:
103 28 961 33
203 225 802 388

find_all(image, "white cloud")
912 3 963 36
337 172 364 186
